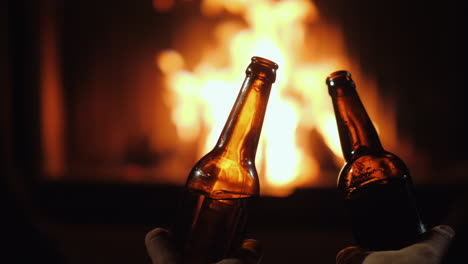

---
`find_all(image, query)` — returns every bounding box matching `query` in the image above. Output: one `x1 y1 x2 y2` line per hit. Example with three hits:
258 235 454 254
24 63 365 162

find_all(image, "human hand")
145 228 262 264
336 225 455 264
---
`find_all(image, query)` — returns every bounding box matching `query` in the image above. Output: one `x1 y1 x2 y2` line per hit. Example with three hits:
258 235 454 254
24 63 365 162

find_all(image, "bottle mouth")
326 70 352 86
251 56 279 70
326 70 356 96
247 56 278 83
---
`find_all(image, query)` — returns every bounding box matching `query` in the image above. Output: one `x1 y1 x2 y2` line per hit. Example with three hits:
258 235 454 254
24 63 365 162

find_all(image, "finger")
365 225 456 264
421 225 455 254
336 246 369 264
362 225 456 264
221 239 262 264
145 228 178 264
234 239 263 264
399 225 456 263
216 258 244 264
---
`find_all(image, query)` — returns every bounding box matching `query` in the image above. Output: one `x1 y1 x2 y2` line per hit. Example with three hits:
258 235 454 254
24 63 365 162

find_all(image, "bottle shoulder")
338 151 412 195
185 150 259 199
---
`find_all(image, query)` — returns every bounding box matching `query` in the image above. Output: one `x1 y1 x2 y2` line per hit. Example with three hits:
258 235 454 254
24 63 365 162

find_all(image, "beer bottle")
326 70 426 251
173 56 278 263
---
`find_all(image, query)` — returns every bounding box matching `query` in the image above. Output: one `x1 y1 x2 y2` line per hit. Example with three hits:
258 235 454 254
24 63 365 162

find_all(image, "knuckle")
404 244 440 262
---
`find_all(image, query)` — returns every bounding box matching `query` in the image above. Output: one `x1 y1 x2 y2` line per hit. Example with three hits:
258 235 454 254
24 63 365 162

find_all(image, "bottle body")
327 70 426 251
173 57 277 263
339 151 426 250
174 190 254 263
173 152 259 263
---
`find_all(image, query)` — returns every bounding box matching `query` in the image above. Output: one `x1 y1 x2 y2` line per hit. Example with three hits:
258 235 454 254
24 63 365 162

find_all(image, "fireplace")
5 0 468 263
13 0 468 192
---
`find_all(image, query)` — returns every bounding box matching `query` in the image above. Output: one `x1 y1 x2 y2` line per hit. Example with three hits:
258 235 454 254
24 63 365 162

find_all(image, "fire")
155 0 391 196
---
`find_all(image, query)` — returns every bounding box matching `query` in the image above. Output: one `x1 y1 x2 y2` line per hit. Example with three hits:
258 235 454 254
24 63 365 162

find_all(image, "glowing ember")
155 0 394 196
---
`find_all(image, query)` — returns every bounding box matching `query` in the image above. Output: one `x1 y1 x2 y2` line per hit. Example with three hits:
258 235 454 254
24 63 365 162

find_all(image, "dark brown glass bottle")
326 70 426 251
173 56 278 263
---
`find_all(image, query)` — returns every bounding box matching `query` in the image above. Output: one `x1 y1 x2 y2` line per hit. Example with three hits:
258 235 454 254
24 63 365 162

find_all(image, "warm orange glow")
40 0 65 179
157 50 185 74
156 0 396 196
153 0 175 12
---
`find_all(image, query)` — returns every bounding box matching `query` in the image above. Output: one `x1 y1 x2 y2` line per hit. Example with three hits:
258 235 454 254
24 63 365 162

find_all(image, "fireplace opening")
33 0 454 197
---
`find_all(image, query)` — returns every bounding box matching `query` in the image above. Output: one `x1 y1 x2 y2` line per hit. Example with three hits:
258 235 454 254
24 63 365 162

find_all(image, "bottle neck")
214 75 272 162
329 78 383 161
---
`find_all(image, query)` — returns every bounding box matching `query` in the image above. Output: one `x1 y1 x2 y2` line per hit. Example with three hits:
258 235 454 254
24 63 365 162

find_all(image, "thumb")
400 225 455 262
337 225 456 264
420 225 455 254
145 228 178 264
364 225 456 264
236 238 263 264
217 239 263 264
336 246 369 264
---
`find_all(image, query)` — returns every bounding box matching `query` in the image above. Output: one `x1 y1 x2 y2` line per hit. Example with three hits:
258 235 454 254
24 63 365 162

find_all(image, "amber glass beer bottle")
326 70 426 251
173 56 278 263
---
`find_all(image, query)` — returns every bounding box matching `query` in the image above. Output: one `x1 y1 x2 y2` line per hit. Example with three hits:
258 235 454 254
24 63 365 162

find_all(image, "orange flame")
156 0 394 196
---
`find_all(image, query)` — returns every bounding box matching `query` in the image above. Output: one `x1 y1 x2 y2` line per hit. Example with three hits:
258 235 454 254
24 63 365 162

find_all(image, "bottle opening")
326 70 352 86
251 56 279 70
247 56 278 83
326 70 356 96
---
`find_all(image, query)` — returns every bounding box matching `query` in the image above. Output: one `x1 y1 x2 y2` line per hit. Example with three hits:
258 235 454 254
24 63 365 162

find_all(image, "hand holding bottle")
145 228 262 264
336 225 455 264
327 70 426 250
